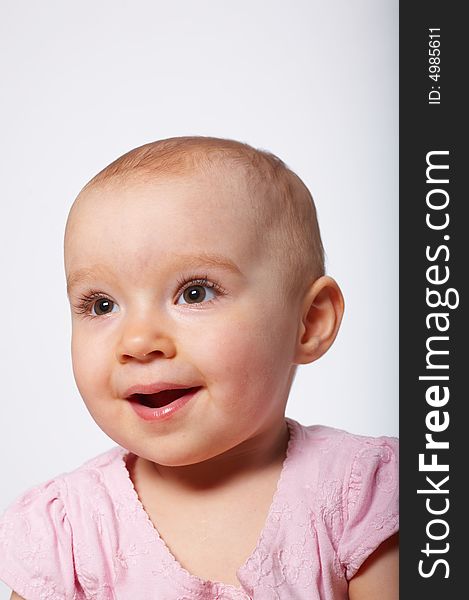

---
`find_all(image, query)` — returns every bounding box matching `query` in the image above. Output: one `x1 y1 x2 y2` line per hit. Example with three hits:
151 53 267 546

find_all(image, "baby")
0 136 398 599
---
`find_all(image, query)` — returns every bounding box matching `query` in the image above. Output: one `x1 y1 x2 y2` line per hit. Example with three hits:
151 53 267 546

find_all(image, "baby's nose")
116 315 177 363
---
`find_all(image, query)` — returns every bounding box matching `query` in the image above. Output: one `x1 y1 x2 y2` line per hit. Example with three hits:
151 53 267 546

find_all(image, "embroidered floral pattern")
0 419 398 599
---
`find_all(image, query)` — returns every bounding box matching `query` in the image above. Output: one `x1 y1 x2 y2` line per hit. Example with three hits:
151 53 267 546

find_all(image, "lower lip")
128 387 201 422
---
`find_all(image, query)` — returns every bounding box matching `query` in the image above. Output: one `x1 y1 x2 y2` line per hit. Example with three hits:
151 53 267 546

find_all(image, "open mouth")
129 387 201 408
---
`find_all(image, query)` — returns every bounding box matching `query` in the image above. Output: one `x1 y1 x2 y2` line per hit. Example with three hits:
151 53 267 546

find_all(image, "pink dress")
0 418 399 599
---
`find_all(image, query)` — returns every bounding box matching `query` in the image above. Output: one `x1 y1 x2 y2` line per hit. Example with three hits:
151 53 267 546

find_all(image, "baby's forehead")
64 174 277 297
65 166 264 255
65 138 321 300
77 163 263 223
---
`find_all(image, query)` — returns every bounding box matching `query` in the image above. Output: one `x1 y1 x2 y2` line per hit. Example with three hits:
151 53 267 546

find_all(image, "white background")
0 1 397 594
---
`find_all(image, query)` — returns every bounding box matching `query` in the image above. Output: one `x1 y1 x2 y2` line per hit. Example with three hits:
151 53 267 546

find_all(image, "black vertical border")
400 2 465 597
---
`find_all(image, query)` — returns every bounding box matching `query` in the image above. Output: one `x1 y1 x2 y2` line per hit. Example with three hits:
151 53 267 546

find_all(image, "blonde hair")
81 136 325 299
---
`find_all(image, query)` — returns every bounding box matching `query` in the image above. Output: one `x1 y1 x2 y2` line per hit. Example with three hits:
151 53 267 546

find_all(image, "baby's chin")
135 436 238 468
96 418 229 468
135 431 258 474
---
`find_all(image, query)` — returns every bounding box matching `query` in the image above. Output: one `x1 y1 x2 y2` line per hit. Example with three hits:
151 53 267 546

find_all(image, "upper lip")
124 382 200 398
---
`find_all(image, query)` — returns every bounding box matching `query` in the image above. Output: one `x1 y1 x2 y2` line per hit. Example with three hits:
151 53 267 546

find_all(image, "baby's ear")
293 276 344 364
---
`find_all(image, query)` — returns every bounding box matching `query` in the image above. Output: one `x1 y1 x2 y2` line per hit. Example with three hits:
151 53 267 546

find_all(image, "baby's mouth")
129 387 201 408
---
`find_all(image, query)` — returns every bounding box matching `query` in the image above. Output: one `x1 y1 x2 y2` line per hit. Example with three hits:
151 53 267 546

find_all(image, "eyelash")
72 274 227 320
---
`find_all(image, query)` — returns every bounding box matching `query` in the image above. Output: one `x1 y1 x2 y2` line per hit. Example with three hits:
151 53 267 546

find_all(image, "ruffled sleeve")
0 477 79 600
337 436 399 580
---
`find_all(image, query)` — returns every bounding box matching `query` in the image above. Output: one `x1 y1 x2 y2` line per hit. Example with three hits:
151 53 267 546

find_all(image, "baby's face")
65 170 301 466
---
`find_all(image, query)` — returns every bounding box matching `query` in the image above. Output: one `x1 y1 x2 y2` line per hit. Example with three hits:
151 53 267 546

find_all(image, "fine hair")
79 136 325 299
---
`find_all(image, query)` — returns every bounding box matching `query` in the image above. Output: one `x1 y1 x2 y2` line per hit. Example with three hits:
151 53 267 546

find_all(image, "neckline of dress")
116 417 299 595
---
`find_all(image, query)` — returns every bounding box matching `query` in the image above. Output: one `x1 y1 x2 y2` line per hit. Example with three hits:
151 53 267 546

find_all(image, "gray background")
0 1 397 594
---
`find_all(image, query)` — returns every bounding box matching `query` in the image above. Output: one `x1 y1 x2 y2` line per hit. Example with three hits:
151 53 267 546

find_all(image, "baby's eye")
73 291 120 319
91 297 119 316
177 283 217 305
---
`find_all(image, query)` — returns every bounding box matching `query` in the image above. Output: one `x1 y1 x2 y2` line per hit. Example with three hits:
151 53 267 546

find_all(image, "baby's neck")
138 419 289 495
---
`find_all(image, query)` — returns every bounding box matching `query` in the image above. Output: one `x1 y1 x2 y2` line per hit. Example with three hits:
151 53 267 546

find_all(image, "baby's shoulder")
1 445 125 520
59 444 127 491
289 419 399 484
0 446 128 598
286 420 399 580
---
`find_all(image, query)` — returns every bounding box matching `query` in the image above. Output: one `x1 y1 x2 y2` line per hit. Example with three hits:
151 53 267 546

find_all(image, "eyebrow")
66 252 243 295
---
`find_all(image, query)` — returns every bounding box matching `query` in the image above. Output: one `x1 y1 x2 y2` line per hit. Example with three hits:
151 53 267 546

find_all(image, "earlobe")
294 276 344 364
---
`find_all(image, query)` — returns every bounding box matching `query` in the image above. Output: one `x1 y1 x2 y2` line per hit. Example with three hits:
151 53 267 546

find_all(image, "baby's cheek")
209 316 285 383
71 332 107 396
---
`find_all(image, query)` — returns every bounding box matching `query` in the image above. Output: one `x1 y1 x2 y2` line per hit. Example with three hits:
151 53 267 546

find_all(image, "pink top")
0 418 399 599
